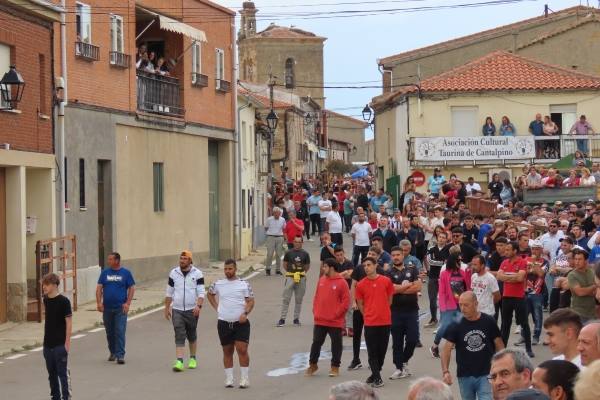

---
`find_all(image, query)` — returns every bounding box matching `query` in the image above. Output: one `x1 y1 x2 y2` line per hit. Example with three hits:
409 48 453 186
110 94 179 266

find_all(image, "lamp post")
266 109 279 132
0 65 25 110
362 104 373 124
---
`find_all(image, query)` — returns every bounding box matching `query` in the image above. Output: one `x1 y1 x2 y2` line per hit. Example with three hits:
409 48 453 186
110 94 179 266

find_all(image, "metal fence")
136 71 183 117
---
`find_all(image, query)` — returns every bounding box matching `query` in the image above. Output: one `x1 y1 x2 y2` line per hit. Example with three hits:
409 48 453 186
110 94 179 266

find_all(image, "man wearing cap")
165 251 205 371
427 168 445 198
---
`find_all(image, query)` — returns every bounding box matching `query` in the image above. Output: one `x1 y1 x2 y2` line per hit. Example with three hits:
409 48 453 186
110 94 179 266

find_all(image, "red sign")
411 171 426 187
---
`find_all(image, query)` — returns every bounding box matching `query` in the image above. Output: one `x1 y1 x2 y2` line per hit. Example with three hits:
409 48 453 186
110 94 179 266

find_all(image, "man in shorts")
207 259 255 388
165 251 205 372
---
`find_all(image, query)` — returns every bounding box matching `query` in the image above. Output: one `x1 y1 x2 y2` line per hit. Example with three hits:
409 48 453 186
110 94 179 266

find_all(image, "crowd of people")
264 166 600 399
135 43 172 77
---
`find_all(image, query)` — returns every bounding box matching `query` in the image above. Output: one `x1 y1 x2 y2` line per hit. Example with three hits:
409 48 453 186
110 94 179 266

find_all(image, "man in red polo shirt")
355 257 394 388
284 209 304 250
498 241 534 358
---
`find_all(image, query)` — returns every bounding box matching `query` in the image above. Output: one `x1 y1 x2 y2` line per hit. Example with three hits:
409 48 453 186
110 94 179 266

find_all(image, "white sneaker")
225 377 234 388
308 238 314 242
239 377 250 389
402 364 412 377
514 326 521 334
389 369 404 380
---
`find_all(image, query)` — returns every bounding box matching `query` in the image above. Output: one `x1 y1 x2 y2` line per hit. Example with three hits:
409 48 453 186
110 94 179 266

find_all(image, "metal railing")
136 71 183 117
109 51 130 68
75 41 100 61
192 73 208 87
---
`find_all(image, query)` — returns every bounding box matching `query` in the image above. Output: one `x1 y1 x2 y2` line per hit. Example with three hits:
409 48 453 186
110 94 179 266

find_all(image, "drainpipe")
232 18 241 260
58 0 68 237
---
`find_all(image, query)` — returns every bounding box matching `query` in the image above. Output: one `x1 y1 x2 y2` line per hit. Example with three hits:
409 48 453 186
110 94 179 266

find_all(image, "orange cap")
181 250 193 260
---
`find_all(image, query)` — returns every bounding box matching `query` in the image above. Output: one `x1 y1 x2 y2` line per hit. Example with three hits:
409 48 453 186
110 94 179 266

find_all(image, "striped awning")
138 7 207 43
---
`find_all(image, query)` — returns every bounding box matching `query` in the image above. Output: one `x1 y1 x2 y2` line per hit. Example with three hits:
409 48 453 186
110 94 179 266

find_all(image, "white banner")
414 136 535 161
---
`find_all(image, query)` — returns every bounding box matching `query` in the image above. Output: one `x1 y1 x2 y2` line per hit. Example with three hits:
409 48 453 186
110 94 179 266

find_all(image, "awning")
138 7 207 43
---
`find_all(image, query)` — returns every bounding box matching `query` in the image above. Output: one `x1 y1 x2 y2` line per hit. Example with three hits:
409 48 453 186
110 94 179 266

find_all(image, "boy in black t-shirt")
42 272 73 400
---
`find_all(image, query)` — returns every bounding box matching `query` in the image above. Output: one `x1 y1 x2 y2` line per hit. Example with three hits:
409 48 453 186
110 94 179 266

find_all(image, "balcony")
136 71 183 117
75 41 100 61
215 79 231 93
408 135 600 166
191 73 208 88
109 51 130 68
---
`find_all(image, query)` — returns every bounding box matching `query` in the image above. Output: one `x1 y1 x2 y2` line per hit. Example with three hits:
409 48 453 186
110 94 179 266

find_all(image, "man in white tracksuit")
165 250 206 372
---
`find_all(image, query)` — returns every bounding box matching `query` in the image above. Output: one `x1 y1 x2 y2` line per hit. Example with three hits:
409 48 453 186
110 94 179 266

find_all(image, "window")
39 54 47 115
153 162 164 212
285 58 295 89
550 104 577 134
110 14 124 54
241 121 248 160
0 43 10 109
79 158 85 209
76 3 92 44
215 48 224 81
242 189 247 229
451 106 479 137
192 42 201 77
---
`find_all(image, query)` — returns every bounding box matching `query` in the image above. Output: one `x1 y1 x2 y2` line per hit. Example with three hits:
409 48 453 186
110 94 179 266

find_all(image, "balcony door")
451 106 479 137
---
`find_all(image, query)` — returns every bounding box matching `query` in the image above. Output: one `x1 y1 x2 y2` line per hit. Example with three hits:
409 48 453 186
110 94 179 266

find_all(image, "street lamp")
266 109 279 132
0 66 25 110
362 104 372 123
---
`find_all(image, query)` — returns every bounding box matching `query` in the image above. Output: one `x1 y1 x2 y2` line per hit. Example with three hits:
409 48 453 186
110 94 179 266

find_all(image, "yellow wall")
115 125 210 259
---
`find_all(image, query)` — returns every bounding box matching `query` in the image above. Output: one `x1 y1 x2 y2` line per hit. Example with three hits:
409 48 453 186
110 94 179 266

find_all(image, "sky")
216 0 592 137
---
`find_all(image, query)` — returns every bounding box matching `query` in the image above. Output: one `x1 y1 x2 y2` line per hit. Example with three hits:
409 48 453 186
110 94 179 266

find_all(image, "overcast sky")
218 0 588 137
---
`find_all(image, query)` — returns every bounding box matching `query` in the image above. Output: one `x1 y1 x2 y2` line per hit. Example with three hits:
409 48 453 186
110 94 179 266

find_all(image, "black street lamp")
266 109 279 132
362 104 372 123
0 66 25 110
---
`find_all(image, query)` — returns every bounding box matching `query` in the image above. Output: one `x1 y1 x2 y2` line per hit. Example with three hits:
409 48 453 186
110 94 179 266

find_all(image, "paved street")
0 235 552 400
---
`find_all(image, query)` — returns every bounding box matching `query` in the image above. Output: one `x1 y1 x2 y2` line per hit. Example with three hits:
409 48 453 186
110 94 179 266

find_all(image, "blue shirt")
428 176 445 194
529 120 544 136
478 223 492 252
307 195 322 215
98 267 135 309
370 195 385 211
403 255 422 270
590 245 600 264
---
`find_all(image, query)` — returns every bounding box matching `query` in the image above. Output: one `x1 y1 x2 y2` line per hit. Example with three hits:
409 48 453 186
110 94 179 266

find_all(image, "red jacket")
313 275 350 328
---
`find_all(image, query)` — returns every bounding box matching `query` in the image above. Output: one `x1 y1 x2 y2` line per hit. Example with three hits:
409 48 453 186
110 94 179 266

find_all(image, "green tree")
325 160 355 177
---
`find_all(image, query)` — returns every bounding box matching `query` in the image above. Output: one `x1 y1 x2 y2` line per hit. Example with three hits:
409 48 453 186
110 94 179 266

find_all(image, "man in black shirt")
425 231 450 327
278 236 311 327
387 246 421 380
451 227 478 263
42 273 73 400
372 217 398 254
356 187 370 211
462 215 480 249
441 291 504 400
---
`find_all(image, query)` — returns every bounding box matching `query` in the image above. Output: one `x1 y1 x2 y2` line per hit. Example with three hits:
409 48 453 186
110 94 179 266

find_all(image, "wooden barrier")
466 196 498 218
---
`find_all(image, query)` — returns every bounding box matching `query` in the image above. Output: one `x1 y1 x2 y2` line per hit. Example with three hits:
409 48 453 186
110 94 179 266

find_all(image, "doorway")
97 160 112 267
0 168 6 323
208 142 220 260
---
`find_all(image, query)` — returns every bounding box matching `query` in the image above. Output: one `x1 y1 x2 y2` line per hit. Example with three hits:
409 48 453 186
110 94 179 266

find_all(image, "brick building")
56 0 237 299
0 0 59 322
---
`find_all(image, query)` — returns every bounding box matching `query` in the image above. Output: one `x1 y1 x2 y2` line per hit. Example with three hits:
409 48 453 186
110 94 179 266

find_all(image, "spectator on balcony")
542 169 559 188
580 168 596 187
543 116 559 135
529 113 544 137
488 173 504 200
572 150 586 167
465 177 481 196
525 166 542 189
499 116 517 136
156 57 170 77
569 115 595 155
137 44 147 62
500 179 515 205
482 116 496 136
563 170 581 188
591 163 600 183
136 51 154 73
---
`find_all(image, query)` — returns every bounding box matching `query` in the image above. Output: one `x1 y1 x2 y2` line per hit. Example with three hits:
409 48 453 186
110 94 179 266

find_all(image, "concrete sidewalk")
0 248 267 357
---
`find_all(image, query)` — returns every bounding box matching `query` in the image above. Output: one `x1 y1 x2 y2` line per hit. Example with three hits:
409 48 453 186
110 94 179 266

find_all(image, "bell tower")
238 1 257 40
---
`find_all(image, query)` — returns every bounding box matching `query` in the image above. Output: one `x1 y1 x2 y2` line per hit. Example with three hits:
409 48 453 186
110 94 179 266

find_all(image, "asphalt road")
0 235 552 400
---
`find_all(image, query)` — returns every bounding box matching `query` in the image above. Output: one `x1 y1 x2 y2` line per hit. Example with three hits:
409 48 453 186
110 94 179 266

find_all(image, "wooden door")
0 168 7 323
208 142 220 260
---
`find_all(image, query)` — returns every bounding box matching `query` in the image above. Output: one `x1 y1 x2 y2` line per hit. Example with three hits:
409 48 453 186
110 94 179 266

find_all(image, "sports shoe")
117 359 125 365
402 364 412 377
389 369 408 380
347 328 354 337
416 340 423 348
514 338 526 346
527 350 535 358
108 354 116 362
225 377 234 388
532 337 539 346
308 238 314 242
293 319 301 326
276 270 283 275
265 269 271 276
188 358 197 369
328 366 339 377
239 377 249 389
430 345 440 359
371 378 384 388
276 319 285 327
305 363 318 376
514 326 521 334
173 359 184 372
365 375 375 384
348 360 363 370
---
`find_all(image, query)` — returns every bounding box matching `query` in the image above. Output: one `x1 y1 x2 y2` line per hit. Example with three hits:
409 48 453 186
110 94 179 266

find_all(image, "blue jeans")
576 138 589 155
526 293 544 339
391 310 419 369
434 309 461 345
103 308 128 358
458 376 492 400
43 345 70 400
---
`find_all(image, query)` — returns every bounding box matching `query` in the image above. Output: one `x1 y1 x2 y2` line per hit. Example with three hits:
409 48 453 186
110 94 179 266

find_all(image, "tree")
325 160 355 177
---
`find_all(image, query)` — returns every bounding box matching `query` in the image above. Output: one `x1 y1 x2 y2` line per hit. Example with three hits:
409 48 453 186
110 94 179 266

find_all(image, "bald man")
577 322 600 366
408 377 454 400
441 292 504 400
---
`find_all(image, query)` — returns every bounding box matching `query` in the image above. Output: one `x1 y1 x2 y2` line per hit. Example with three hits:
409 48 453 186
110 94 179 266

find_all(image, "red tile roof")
372 51 600 107
379 6 596 66
254 24 325 40
238 87 293 109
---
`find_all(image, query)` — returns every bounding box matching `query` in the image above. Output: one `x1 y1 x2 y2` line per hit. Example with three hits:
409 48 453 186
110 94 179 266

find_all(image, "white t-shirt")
318 199 332 218
326 211 343 234
351 221 372 246
465 182 482 195
265 216 286 236
208 278 254 323
553 354 583 369
471 272 499 316
540 231 565 261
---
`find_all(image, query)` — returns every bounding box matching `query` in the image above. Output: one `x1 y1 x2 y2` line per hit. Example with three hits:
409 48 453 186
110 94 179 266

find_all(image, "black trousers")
344 214 353 233
43 345 70 400
391 311 419 369
303 218 311 239
352 309 364 362
352 246 370 267
309 325 343 367
427 278 439 321
549 287 561 313
501 297 532 352
364 325 391 380
309 214 321 237
331 233 343 247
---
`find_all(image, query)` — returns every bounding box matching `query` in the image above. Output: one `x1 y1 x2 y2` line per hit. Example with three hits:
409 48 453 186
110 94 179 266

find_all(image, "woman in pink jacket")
429 254 471 358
